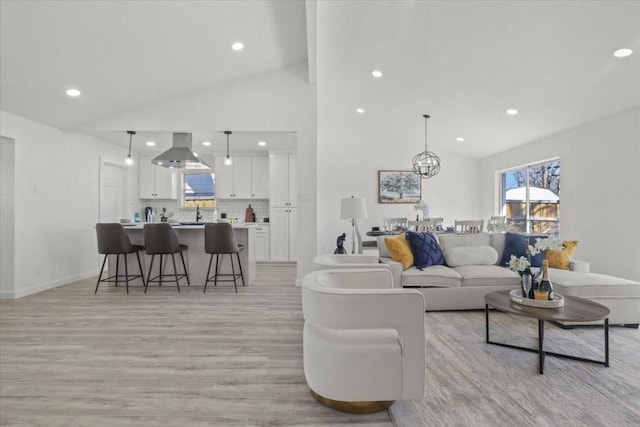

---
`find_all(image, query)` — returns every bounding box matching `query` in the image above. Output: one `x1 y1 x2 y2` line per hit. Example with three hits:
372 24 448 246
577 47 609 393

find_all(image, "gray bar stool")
204 223 245 293
95 223 146 294
144 223 190 293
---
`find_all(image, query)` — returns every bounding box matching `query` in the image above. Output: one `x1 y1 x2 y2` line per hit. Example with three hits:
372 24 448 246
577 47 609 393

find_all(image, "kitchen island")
109 223 257 288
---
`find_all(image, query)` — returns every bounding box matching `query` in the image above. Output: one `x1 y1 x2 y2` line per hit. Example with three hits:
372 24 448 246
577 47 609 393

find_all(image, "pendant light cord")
423 114 430 152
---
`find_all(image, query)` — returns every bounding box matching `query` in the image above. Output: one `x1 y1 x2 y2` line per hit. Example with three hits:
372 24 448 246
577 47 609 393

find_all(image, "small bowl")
371 227 380 232
120 218 131 224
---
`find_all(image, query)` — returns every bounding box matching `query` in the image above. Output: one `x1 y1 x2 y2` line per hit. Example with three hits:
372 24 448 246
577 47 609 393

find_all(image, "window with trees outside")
499 159 560 236
183 173 215 208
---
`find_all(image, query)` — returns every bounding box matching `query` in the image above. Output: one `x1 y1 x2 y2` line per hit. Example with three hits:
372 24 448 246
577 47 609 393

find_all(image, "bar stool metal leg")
95 255 108 294
145 255 155 293
204 254 214 293
230 254 238 293
124 253 129 294
236 253 245 286
180 251 190 285
115 254 120 287
171 253 180 293
214 254 220 287
136 252 146 287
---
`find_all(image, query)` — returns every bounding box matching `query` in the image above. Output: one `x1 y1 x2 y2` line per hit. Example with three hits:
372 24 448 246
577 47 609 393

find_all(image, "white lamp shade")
340 196 368 219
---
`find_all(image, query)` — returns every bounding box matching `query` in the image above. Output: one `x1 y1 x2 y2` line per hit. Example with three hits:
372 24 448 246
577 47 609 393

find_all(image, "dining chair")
487 216 507 233
408 219 439 232
454 219 484 234
383 217 409 231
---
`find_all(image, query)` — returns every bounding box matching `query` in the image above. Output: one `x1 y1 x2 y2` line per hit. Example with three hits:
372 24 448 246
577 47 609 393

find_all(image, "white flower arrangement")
413 200 430 220
508 237 563 275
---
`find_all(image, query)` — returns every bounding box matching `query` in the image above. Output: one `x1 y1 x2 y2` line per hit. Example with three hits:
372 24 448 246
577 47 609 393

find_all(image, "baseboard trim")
0 270 98 300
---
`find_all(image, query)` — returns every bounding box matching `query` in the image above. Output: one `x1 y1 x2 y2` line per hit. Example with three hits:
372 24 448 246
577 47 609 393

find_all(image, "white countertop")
121 222 258 230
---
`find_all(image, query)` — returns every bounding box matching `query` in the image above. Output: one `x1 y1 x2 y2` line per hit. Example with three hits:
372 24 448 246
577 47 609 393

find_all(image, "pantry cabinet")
269 153 296 207
269 207 296 262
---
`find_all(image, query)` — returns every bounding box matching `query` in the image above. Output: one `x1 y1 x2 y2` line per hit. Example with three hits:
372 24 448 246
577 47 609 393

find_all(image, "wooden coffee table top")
485 290 610 322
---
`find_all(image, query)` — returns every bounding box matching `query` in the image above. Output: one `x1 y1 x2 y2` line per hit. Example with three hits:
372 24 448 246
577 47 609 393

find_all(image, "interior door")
100 160 125 223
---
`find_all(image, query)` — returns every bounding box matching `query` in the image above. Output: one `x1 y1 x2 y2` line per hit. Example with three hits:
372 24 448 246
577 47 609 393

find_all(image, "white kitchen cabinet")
139 156 177 199
269 153 296 207
269 207 296 262
255 224 270 261
251 156 269 199
215 155 268 199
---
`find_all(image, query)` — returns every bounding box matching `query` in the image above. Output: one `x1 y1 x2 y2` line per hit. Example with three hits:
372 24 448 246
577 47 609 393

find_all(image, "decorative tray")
509 289 564 308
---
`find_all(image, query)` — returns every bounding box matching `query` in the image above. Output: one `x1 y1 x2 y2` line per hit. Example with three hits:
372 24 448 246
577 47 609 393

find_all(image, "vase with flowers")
508 237 563 298
413 200 430 221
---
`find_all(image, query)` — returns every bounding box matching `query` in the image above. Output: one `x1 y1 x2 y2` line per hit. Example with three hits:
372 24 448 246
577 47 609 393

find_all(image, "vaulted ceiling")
1 0 639 158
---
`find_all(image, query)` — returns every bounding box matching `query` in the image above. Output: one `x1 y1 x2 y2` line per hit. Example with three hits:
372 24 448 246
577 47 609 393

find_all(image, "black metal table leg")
605 318 609 367
538 319 545 375
485 304 490 343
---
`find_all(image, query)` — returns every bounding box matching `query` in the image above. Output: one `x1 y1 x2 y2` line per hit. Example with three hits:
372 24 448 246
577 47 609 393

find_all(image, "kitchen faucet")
196 205 202 222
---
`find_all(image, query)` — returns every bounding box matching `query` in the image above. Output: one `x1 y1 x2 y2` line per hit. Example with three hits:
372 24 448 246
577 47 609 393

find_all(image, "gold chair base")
310 389 394 414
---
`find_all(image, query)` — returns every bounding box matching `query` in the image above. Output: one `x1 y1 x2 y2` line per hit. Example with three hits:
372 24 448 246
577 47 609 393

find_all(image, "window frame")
181 170 216 208
497 157 560 235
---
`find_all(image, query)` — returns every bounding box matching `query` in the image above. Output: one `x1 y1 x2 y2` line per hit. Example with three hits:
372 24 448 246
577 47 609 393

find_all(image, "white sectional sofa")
378 232 640 326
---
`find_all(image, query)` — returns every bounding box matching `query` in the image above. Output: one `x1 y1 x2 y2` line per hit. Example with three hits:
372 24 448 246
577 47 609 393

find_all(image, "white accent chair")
302 268 425 413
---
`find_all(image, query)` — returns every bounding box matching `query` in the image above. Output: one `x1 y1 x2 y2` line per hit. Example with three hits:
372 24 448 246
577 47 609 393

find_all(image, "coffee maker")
144 207 153 222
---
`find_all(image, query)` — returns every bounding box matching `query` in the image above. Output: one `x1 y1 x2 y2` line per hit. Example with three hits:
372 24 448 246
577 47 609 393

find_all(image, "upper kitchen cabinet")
215 155 269 199
139 156 177 199
269 153 296 207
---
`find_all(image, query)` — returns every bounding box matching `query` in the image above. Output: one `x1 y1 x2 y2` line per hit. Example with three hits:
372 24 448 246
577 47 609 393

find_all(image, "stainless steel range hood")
151 133 210 170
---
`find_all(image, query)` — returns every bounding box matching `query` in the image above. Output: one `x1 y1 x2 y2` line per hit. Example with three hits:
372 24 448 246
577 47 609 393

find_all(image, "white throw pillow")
443 246 499 267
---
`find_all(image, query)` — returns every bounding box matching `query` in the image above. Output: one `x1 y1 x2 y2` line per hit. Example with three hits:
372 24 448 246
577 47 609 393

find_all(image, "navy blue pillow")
499 232 548 267
406 231 445 270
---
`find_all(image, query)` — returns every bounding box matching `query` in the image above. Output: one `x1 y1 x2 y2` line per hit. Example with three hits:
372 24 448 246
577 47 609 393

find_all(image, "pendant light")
125 130 135 166
412 114 440 179
224 131 233 166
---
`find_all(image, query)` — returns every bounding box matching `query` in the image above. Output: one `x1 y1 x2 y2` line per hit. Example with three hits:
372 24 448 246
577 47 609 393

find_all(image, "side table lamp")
340 196 368 254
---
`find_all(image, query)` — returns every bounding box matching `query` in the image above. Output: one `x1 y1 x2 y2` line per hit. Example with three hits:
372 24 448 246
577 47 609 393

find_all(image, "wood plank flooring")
0 264 392 426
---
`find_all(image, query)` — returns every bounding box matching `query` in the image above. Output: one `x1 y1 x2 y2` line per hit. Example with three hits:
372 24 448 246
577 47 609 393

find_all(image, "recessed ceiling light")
356 108 365 114
372 70 383 78
258 141 267 146
193 152 199 157
158 161 163 165
146 141 155 146
66 88 81 97
456 137 465 142
202 141 211 146
232 42 244 51
506 109 518 116
613 48 633 58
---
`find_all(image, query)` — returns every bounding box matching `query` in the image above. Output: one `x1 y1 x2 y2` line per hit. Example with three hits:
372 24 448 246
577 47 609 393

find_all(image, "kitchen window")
499 159 560 236
183 173 215 208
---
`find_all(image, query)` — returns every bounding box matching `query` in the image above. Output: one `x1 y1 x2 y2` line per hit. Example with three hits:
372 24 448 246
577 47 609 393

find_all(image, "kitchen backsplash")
136 199 270 223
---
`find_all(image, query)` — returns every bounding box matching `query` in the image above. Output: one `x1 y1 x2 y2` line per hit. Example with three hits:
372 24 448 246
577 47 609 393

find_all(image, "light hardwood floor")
0 264 392 426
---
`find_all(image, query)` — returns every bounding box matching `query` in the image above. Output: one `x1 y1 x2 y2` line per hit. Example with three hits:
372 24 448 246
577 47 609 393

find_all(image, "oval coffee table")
484 290 610 374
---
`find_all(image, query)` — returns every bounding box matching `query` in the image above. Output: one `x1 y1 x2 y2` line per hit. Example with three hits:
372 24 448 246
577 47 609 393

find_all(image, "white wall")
480 107 640 281
1 136 15 295
315 86 481 255
75 63 318 282
0 111 131 298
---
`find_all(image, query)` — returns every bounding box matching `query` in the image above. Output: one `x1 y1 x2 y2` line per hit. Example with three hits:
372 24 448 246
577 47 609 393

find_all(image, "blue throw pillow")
499 232 548 267
406 231 445 270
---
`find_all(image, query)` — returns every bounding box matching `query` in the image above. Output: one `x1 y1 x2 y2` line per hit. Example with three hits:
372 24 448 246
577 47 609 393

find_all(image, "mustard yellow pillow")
545 240 578 270
384 233 414 270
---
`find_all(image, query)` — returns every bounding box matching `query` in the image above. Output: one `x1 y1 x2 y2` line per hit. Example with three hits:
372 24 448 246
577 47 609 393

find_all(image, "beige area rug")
389 310 640 427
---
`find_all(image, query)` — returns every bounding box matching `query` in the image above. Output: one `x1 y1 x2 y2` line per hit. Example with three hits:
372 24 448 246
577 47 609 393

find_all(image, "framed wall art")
378 170 422 204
